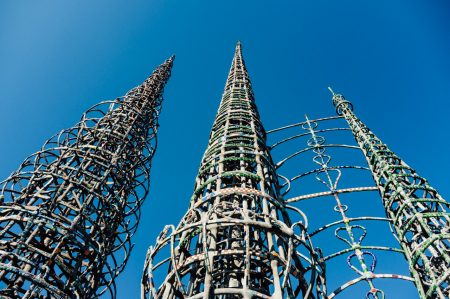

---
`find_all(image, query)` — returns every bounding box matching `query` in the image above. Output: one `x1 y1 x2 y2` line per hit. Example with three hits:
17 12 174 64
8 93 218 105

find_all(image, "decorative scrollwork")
268 111 416 297
141 43 322 299
331 89 450 298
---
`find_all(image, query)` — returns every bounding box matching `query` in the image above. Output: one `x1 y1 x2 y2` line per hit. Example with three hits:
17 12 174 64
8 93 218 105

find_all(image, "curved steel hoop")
267 114 417 298
331 91 450 298
141 43 323 299
0 57 173 298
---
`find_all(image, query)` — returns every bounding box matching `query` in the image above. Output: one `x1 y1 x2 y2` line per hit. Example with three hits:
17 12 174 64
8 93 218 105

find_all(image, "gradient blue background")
1 1 449 298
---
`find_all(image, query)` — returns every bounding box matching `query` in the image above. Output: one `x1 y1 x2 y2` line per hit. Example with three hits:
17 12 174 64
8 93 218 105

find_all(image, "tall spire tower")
0 57 173 298
331 90 450 298
142 43 319 298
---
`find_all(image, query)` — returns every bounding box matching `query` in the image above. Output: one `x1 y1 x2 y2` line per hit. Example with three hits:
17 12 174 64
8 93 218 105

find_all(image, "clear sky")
1 1 449 298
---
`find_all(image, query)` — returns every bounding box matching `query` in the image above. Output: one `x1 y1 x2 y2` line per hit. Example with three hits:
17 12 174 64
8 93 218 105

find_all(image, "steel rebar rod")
330 88 450 298
0 57 174 298
142 43 322 299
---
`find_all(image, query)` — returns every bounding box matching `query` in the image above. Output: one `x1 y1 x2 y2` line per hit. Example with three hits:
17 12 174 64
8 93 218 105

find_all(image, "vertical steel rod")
142 43 320 299
0 57 174 298
330 88 450 298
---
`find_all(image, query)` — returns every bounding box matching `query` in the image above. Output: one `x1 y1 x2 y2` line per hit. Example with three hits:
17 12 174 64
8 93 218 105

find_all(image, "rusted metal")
142 43 323 298
0 57 173 298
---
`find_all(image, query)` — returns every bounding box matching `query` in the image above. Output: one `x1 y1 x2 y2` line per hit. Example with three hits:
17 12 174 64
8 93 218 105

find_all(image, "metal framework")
268 115 416 298
0 57 173 298
267 88 450 298
142 43 323 298
330 89 450 298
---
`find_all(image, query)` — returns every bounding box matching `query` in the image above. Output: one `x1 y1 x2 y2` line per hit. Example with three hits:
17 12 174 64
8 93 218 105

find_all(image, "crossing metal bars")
0 57 173 298
330 88 450 298
142 43 323 299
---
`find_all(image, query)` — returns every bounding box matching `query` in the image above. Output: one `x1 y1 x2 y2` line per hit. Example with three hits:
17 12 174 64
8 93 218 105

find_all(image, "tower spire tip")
235 41 242 51
327 86 335 95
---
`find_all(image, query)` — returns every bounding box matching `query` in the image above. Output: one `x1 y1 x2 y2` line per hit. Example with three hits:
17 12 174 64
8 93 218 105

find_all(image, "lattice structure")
142 43 323 298
268 115 416 298
0 57 173 298
331 89 450 298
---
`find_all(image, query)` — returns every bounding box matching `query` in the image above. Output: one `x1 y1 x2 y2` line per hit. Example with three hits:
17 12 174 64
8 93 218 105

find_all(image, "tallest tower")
142 43 319 298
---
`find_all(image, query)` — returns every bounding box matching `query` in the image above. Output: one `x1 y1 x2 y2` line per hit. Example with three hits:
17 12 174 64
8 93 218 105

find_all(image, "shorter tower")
0 57 173 298
331 89 450 298
142 43 321 298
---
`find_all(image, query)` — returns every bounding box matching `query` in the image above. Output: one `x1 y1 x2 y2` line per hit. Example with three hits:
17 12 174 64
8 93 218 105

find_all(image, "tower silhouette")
142 46 449 299
0 57 173 298
2 40 445 298
142 43 321 298
331 90 450 298
266 88 449 298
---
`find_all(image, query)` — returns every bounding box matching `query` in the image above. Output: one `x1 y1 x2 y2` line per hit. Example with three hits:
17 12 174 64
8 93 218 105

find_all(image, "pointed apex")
330 88 354 114
222 41 252 93
235 41 242 54
158 55 175 73
165 55 175 64
327 86 335 95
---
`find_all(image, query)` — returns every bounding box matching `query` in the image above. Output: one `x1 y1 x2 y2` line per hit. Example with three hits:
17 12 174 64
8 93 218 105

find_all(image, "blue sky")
1 1 449 298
